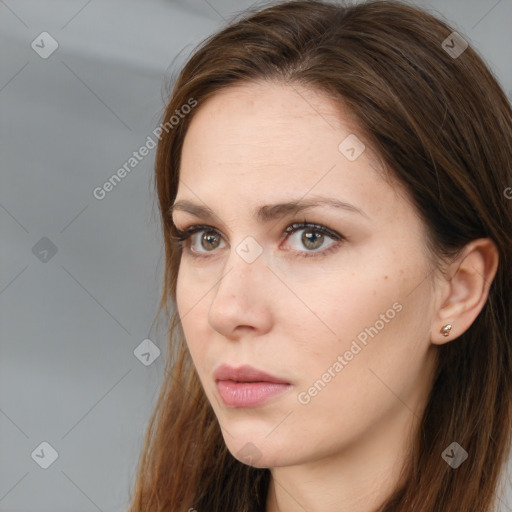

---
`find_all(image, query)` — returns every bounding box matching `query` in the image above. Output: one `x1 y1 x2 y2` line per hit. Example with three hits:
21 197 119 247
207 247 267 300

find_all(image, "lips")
214 363 290 384
214 364 291 408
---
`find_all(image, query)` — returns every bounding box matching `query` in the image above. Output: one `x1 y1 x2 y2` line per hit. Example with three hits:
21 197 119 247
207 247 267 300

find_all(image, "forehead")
177 81 401 222
182 80 364 151
182 82 378 172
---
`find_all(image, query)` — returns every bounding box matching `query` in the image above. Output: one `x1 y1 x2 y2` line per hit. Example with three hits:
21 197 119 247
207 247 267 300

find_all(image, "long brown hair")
127 1 512 511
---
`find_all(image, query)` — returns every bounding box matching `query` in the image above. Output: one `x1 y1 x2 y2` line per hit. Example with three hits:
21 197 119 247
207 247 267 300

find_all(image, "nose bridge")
207 235 268 332
233 234 265 267
219 234 266 294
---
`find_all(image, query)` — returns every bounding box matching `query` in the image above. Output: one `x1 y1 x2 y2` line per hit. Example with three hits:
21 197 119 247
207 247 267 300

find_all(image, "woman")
128 1 512 511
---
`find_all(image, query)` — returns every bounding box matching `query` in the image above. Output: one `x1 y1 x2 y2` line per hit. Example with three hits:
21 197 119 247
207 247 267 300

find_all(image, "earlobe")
431 238 499 346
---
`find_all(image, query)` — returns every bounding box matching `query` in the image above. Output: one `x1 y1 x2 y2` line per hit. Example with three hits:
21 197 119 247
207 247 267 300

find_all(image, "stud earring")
440 324 453 337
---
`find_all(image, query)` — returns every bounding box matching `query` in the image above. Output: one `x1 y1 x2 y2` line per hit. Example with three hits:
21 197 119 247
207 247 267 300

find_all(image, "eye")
283 222 342 258
171 220 344 259
191 228 226 253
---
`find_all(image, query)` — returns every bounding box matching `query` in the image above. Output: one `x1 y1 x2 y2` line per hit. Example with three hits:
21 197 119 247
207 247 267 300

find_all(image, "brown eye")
200 231 221 251
172 226 226 257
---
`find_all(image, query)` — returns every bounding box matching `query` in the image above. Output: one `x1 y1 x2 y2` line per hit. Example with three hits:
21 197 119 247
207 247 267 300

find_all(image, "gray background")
1 0 511 510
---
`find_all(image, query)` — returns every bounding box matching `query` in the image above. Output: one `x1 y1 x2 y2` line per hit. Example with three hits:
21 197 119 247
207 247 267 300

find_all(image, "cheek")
175 263 205 322
175 268 204 359
291 270 397 350
292 267 432 416
289 256 427 380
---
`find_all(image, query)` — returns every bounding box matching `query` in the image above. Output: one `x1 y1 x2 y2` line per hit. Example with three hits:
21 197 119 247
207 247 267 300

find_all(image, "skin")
172 81 499 512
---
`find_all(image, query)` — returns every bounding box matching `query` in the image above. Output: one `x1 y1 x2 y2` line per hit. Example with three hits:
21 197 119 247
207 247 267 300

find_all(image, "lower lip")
216 380 291 407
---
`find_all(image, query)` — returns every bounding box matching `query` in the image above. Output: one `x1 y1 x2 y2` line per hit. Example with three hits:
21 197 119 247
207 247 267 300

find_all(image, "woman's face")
172 81 439 470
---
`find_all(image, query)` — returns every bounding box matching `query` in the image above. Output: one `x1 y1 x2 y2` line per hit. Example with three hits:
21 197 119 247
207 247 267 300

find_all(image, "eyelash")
171 220 345 260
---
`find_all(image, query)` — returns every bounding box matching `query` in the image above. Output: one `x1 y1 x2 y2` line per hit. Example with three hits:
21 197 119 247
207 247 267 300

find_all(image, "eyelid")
283 221 342 241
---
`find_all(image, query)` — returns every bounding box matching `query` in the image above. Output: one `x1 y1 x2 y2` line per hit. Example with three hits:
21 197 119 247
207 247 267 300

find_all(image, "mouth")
215 380 291 408
214 364 291 408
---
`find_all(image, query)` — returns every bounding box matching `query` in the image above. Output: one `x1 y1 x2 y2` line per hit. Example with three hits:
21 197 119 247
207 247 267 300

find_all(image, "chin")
225 438 298 469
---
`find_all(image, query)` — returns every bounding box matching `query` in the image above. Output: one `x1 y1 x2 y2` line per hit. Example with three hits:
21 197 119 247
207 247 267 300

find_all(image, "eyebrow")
169 195 370 223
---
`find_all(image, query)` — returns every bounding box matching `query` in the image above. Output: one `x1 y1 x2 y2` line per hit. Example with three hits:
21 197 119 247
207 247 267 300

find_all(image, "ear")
431 238 499 345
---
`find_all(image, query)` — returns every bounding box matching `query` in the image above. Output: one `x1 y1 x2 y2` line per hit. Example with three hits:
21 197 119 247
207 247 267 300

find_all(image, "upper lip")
214 364 290 384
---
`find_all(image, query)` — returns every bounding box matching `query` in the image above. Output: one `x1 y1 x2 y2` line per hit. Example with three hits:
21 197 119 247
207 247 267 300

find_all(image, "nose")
207 244 273 339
